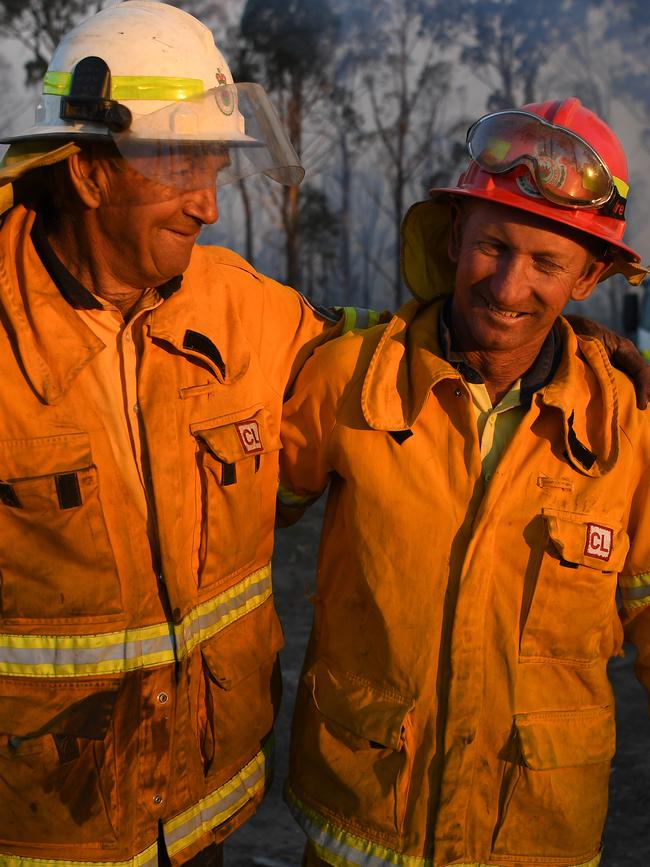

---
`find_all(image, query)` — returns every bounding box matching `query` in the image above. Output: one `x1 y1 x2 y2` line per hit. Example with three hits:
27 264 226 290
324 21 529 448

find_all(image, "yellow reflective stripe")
286 785 430 866
287 786 600 867
619 571 650 608
613 175 629 199
0 842 158 867
164 740 272 857
43 72 204 101
175 563 272 657
619 571 650 590
42 71 73 94
333 307 380 333
338 307 357 333
0 563 271 678
277 482 317 508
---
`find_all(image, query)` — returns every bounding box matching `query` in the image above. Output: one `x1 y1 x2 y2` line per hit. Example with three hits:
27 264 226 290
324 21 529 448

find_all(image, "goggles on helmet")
466 109 628 220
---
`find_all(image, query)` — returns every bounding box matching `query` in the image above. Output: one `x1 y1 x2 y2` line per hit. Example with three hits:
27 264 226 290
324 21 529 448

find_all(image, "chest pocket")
191 405 280 589
0 433 122 622
520 509 629 664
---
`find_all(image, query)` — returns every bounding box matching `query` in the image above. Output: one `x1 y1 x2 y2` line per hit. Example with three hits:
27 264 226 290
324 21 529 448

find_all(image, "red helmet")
402 98 646 302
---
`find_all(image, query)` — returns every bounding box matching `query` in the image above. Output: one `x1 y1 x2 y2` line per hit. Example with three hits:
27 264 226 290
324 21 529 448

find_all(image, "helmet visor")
466 110 619 209
111 82 304 189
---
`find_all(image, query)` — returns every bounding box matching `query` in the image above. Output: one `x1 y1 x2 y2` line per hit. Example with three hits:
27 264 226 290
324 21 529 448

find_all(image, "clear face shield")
111 82 304 191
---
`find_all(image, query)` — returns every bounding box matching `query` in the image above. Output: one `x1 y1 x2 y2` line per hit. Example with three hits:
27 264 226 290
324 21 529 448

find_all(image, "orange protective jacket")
278 299 650 867
0 204 353 865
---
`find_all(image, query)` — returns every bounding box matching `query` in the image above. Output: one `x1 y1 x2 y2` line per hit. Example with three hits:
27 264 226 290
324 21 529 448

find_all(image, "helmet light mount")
60 56 132 133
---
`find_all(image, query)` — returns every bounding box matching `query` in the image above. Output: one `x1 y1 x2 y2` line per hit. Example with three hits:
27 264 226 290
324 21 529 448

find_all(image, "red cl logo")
235 420 263 455
584 523 613 562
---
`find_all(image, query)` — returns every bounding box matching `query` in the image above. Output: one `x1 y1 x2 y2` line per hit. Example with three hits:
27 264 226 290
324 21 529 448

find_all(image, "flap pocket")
303 659 414 750
515 705 615 770
191 405 280 464
0 677 121 740
0 433 92 482
543 509 629 572
201 597 284 690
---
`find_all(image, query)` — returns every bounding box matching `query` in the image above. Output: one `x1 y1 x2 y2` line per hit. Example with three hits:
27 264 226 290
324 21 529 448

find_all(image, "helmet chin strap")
60 56 132 133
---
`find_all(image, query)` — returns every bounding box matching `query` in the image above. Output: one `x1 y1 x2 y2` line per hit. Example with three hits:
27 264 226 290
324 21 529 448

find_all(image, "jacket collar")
0 205 105 405
539 320 620 477
362 298 621 476
0 206 253 403
362 299 458 431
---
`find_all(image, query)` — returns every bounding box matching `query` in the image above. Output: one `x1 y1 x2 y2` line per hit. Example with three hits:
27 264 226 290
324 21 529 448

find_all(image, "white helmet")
2 0 303 188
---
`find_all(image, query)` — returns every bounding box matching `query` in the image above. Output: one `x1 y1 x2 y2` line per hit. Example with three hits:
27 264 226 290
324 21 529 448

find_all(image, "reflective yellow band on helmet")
0 841 158 867
164 740 272 858
613 175 629 199
43 72 205 101
286 785 602 867
0 563 271 678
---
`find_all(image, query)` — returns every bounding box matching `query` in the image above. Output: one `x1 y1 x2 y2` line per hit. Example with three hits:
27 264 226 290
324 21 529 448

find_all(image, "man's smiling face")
448 199 606 356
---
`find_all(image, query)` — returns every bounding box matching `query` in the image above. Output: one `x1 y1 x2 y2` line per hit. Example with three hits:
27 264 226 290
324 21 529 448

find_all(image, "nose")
184 186 218 225
489 255 530 307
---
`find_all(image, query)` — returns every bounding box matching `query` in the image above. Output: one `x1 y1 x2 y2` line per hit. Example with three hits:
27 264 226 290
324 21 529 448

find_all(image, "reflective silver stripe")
0 564 272 678
355 308 371 329
0 842 158 867
175 564 272 656
286 786 600 867
620 584 650 601
286 785 429 866
0 631 174 670
164 742 272 857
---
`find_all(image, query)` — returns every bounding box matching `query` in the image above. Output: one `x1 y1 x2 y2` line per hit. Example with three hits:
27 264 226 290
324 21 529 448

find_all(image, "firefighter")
0 4 646 862
278 98 650 867
0 2 386 864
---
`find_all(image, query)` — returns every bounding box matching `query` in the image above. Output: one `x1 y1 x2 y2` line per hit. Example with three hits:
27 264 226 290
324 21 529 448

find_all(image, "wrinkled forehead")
456 197 607 256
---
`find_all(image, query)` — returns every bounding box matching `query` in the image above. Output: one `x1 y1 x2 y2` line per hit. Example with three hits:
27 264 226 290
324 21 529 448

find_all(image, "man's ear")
448 201 463 263
66 152 105 209
570 257 610 302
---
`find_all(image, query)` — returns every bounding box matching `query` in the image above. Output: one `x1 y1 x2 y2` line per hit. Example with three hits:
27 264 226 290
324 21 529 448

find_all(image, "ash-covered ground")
225 501 650 866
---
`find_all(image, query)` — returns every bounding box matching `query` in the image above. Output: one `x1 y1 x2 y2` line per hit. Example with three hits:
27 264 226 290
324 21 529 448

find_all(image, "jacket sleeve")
256 276 383 397
619 424 650 714
276 343 342 526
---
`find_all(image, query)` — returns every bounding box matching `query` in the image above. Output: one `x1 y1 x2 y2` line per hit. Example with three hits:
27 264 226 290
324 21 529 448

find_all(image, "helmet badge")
215 67 234 115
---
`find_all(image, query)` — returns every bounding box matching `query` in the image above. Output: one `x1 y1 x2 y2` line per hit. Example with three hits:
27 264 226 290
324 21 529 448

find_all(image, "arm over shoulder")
277 331 368 525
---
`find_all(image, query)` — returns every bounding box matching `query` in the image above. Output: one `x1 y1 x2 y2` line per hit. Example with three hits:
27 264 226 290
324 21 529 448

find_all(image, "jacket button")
157 692 169 704
153 794 163 805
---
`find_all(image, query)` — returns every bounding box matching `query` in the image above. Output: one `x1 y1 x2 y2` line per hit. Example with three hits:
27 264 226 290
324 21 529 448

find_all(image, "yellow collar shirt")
31 216 172 546
439 300 562 481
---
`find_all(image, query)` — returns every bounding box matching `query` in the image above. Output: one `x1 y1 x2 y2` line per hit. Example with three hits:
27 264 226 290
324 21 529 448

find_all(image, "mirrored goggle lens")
467 110 613 206
111 82 304 190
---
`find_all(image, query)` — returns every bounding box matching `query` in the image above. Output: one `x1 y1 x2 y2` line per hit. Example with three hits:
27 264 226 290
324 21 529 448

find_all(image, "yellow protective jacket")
278 299 650 867
0 204 360 866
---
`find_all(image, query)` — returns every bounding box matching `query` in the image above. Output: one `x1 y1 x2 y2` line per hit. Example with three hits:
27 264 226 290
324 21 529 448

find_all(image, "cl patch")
584 523 613 561
235 419 263 455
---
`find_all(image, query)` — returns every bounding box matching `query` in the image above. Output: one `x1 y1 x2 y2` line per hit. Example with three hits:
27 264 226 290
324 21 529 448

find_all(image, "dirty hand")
567 314 650 410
